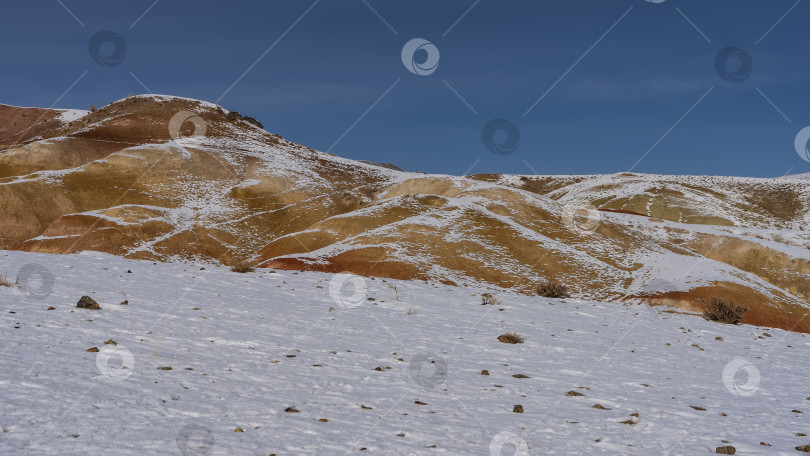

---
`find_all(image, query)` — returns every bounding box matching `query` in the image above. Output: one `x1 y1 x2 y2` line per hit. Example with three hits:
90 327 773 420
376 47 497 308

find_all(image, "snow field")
1 250 809 455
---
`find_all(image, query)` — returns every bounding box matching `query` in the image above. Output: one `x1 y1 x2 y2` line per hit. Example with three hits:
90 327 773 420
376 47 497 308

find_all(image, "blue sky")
2 0 809 177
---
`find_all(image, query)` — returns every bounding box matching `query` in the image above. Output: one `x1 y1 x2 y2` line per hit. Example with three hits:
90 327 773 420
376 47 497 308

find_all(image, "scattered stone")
86 347 99 352
592 404 611 410
481 370 490 376
157 366 172 370
512 405 524 413
565 391 585 397
284 407 299 413
361 405 373 410
233 428 243 433
374 367 383 371
127 270 132 273
414 401 427 406
76 296 100 310
796 445 810 452
243 115 263 129
715 445 735 454
513 374 530 378
690 405 707 411
760 442 770 446
104 339 117 346
318 419 328 423
47 307 55 310
763 333 771 337
120 300 128 306
715 336 724 341
792 410 803 414
798 433 807 437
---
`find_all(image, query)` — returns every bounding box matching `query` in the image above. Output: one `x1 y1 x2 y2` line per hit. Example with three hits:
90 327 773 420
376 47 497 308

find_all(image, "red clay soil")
261 248 430 283
0 105 64 150
628 281 810 333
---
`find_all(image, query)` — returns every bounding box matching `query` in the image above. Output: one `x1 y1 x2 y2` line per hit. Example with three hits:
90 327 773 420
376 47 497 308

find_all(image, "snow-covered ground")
1 250 809 455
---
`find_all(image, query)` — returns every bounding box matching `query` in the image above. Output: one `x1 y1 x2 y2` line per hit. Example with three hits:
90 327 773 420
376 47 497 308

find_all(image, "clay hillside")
1 95 808 331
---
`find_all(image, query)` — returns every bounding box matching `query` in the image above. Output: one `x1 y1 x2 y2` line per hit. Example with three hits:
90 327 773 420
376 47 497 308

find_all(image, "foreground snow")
1 250 809 455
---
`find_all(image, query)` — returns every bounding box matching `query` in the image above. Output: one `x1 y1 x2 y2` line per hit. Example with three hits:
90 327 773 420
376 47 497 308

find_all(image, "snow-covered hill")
1 95 808 332
1 249 809 455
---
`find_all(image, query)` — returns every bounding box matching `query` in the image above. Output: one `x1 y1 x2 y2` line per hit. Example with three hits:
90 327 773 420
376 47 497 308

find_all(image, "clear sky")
2 0 809 177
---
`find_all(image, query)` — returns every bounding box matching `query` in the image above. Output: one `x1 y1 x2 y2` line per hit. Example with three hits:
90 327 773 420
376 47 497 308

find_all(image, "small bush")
406 307 420 315
0 272 17 287
231 262 255 273
89 104 97 112
703 298 747 325
481 293 502 305
497 332 524 344
536 280 570 298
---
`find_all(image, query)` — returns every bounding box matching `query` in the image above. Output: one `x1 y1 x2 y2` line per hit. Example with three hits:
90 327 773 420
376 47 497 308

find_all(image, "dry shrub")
231 262 255 273
703 298 747 325
537 280 570 299
0 272 17 287
481 293 501 305
497 332 524 344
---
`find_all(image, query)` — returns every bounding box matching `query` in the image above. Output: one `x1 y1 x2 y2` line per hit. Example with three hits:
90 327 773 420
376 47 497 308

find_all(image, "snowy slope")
1 249 809 455
56 109 89 123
